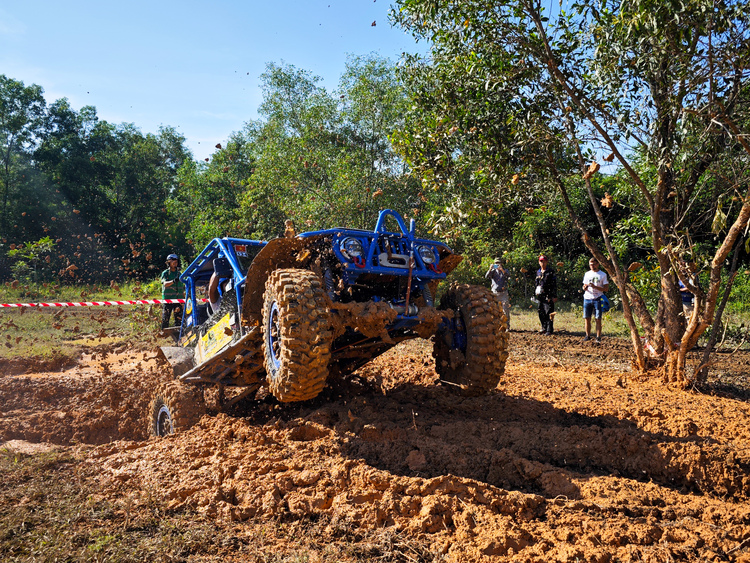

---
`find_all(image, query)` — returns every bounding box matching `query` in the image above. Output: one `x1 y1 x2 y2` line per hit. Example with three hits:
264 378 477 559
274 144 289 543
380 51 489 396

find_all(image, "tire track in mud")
2 337 749 501
90 396 750 562
90 411 553 563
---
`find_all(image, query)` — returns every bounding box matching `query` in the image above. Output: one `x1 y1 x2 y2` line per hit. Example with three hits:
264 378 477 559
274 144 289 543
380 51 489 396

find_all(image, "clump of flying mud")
3 333 750 562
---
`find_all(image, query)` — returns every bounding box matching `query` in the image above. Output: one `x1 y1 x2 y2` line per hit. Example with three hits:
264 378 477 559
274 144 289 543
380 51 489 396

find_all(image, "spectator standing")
582 258 609 343
534 255 557 335
679 280 695 320
486 258 511 329
160 254 183 329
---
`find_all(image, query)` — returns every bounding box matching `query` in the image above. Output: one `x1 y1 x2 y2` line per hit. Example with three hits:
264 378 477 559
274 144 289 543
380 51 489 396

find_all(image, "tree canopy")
392 0 750 382
0 55 423 282
236 57 421 239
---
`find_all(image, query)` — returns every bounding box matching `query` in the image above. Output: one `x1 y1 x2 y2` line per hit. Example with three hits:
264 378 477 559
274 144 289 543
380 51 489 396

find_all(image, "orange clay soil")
2 331 750 562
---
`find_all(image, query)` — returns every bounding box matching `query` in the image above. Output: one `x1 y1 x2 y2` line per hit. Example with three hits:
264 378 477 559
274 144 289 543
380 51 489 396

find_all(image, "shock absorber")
404 244 415 312
423 284 434 307
323 269 336 299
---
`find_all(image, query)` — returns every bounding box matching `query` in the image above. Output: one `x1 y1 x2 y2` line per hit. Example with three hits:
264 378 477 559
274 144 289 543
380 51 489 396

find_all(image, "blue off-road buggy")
150 209 509 436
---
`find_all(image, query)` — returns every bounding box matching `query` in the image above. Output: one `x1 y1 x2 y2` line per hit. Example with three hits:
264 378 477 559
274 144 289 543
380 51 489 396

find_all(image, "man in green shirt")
160 254 183 329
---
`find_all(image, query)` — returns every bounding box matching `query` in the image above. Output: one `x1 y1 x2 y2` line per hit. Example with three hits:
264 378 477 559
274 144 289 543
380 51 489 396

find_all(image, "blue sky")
0 1 426 161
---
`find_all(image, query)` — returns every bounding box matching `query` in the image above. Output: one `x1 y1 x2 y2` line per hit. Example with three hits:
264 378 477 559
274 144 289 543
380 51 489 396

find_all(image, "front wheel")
433 284 509 395
262 269 332 402
149 381 206 437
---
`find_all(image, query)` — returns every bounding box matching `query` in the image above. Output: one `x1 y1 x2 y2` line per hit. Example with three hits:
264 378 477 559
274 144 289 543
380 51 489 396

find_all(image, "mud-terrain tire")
262 269 332 402
149 381 206 437
433 284 509 395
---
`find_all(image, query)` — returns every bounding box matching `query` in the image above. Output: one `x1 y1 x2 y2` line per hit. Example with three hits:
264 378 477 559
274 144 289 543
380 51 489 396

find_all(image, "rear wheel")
149 381 206 436
433 284 509 395
262 269 332 402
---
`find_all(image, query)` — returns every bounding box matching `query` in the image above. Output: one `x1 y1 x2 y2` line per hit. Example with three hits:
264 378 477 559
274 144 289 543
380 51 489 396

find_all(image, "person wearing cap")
160 254 183 329
534 254 557 335
485 257 511 330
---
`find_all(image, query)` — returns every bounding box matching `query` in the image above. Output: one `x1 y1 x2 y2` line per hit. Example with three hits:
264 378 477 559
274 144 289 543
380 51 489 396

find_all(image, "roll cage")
179 237 265 336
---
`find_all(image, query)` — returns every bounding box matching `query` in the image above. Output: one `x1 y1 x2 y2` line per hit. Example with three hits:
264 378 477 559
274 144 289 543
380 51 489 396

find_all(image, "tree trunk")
670 198 750 385
528 1 750 382
692 237 742 384
546 150 646 372
1 143 13 236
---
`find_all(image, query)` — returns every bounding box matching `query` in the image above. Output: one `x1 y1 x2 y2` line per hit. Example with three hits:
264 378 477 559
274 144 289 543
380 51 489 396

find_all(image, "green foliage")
727 270 750 315
0 59 430 284
610 213 652 261
392 0 750 354
627 258 662 310
389 0 592 275
423 194 515 260
7 236 56 282
5 27 750 352
237 57 422 236
439 256 484 289
0 83 194 282
0 75 47 238
171 134 256 247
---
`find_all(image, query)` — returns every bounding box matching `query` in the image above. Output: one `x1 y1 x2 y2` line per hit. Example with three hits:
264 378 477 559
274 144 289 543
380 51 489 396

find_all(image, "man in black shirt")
534 254 557 335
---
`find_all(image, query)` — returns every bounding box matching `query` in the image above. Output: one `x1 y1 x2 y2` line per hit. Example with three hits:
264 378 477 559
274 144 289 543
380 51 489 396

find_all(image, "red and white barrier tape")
0 298 208 309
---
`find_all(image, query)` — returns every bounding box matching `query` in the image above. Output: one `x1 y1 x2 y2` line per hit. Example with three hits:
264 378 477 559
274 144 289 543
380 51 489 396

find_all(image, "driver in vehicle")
208 257 231 315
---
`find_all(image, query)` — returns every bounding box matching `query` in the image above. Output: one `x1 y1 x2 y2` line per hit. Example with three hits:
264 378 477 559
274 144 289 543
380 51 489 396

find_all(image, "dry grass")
0 282 170 363
509 302 631 338
0 448 220 562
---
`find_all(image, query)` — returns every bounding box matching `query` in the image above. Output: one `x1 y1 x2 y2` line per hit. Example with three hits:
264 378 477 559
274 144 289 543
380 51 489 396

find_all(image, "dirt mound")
0 345 166 444
3 333 750 561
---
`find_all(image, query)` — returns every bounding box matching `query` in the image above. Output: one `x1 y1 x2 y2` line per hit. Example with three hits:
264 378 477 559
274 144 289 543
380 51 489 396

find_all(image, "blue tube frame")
178 210 453 341
179 237 265 338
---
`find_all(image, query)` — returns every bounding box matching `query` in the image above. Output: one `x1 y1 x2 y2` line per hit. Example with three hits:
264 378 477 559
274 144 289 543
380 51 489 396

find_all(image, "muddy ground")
2 330 750 562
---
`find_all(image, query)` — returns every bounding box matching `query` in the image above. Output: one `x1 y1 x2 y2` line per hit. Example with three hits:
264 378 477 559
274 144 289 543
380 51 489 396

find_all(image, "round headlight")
418 245 436 264
340 237 364 258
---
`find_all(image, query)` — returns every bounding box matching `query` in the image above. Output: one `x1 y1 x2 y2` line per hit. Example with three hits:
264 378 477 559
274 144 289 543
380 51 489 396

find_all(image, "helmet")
166 253 179 261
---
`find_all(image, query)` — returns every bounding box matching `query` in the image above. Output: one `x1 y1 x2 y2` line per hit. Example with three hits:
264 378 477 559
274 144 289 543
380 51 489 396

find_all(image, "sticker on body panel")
199 313 234 360
179 332 197 348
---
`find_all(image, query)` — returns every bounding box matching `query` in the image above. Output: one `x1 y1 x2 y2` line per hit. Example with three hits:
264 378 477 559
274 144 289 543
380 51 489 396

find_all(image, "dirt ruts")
2 333 750 561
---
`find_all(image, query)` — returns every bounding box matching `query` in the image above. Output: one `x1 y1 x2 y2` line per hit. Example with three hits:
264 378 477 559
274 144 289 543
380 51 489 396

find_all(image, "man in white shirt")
582 258 609 343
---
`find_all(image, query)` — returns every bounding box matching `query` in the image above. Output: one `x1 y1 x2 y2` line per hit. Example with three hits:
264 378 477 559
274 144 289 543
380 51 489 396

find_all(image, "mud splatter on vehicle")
151 209 509 435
